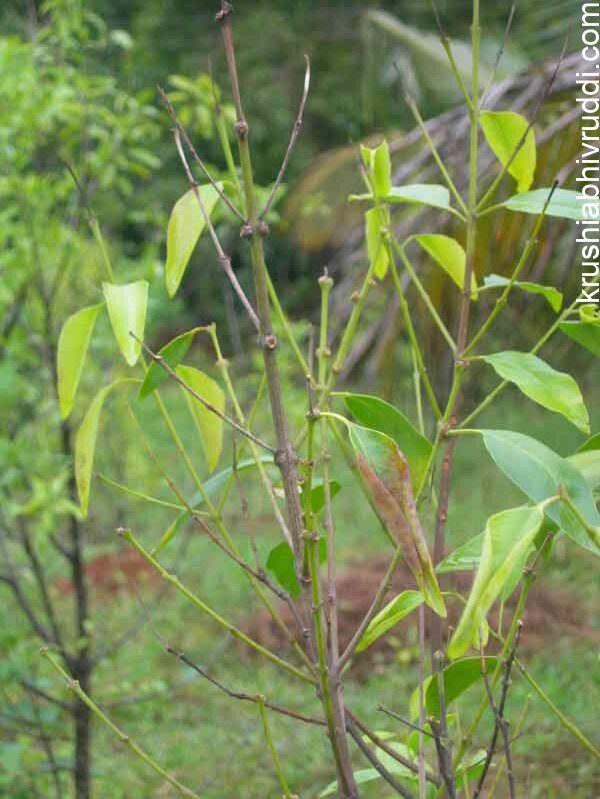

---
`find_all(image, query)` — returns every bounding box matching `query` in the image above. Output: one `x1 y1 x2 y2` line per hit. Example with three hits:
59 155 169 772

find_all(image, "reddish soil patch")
54 549 160 596
245 557 596 673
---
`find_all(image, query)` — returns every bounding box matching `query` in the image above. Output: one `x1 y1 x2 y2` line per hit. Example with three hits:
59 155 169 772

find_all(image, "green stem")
515 660 600 760
257 696 293 798
465 191 555 354
41 649 202 799
89 217 115 283
460 292 583 428
395 238 456 352
121 528 314 684
266 271 310 377
389 251 442 420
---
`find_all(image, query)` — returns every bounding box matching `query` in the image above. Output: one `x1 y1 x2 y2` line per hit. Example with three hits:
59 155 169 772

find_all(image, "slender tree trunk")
72 665 92 799
62 422 93 799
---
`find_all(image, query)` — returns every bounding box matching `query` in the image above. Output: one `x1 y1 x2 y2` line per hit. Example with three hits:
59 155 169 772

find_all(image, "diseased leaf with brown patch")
350 424 446 617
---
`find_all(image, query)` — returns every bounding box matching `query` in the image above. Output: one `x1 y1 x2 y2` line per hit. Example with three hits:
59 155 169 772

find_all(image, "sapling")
48 0 600 796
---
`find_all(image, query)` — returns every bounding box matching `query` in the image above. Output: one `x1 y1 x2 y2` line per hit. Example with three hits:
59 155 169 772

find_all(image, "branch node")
215 2 233 23
234 119 249 139
240 222 254 239
257 220 270 237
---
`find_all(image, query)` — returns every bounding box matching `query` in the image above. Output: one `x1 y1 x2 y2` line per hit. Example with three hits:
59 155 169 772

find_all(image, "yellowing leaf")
57 303 104 419
75 379 137 517
165 185 221 297
103 281 148 367
481 111 536 193
415 234 477 299
176 365 225 473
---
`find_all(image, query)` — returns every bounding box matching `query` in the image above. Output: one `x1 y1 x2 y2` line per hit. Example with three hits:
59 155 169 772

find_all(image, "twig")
135 335 274 453
339 546 405 669
157 85 245 222
378 706 435 739
171 129 260 330
481 0 518 105
350 711 440 786
118 527 314 685
163 643 324 726
474 625 521 799
477 31 570 210
431 650 456 799
417 605 427 799
260 55 311 220
346 713 417 799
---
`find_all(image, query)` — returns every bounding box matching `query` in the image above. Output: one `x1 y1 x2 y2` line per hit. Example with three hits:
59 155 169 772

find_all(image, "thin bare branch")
134 335 274 453
260 55 311 220
163 641 324 726
157 85 245 222
352 711 440 786
474 624 521 799
346 714 416 799
481 1 518 105
170 129 261 330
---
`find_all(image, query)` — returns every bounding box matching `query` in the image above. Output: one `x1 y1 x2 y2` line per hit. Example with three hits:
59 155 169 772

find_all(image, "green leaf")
57 303 104 419
481 351 589 433
347 424 446 617
349 184 451 211
365 206 390 279
410 657 498 720
339 393 431 491
480 111 536 193
75 379 137 517
567 450 600 497
559 320 600 358
479 430 600 555
503 188 584 220
266 542 300 598
483 274 562 312
429 656 499 716
266 539 326 599
138 328 199 399
387 184 450 210
373 140 392 197
103 281 149 367
165 184 221 297
360 140 391 197
304 478 342 514
436 533 485 573
176 365 225 473
415 234 477 299
356 590 424 652
448 505 544 659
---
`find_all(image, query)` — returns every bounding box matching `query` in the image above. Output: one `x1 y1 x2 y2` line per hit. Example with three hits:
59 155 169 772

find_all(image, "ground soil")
244 556 597 674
